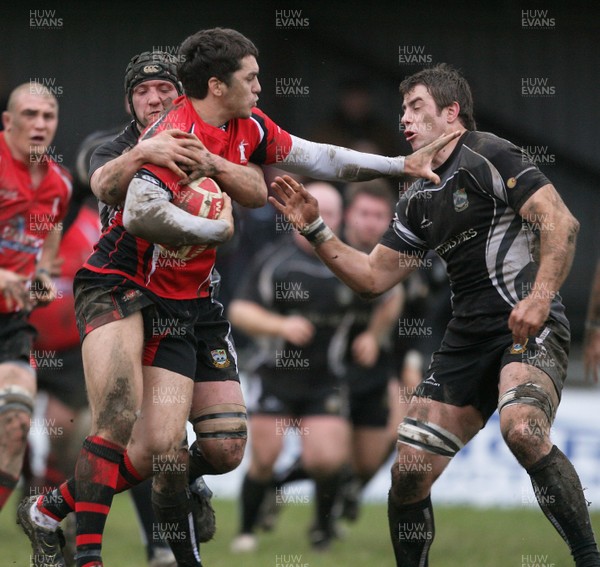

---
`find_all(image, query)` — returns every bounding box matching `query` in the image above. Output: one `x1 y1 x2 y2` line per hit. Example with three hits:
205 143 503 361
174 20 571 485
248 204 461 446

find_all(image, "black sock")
151 486 202 567
273 456 309 487
527 445 600 567
387 493 434 567
314 473 343 533
130 479 170 559
240 474 271 534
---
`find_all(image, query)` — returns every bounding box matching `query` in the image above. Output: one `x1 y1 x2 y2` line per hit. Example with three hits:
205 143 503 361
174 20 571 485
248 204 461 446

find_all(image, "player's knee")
499 382 554 463
501 415 551 465
0 385 35 455
191 403 247 472
197 437 246 473
303 455 343 478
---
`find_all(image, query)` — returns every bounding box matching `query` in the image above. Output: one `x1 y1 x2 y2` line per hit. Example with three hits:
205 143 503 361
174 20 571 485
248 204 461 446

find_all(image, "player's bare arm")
90 129 204 205
123 174 234 247
228 299 315 346
352 284 403 367
281 131 459 184
269 175 416 299
181 147 267 208
508 183 580 343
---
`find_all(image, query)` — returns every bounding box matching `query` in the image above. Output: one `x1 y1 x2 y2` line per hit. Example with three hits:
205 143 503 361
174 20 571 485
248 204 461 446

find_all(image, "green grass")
2 491 599 566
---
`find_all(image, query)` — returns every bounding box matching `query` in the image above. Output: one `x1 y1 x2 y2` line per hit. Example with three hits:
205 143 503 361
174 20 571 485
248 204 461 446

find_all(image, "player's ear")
208 77 222 97
2 111 11 130
445 101 461 124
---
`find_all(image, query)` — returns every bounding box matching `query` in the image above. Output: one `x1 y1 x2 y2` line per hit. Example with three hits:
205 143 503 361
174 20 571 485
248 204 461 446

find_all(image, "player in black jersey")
235 181 405 539
270 63 600 567
228 182 354 552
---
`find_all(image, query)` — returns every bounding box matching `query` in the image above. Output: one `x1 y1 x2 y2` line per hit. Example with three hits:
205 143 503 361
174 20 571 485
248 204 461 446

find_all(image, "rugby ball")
173 176 223 219
158 177 224 260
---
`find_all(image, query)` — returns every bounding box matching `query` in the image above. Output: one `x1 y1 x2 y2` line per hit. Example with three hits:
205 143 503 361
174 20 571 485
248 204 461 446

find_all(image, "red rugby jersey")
30 204 101 350
83 96 292 299
0 132 72 313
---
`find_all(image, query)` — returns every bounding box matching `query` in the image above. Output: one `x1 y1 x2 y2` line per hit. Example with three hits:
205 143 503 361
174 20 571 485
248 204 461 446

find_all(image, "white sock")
30 500 61 531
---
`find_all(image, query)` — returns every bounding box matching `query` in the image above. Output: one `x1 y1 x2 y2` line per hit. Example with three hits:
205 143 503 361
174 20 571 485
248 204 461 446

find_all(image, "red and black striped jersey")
0 132 72 313
83 96 293 299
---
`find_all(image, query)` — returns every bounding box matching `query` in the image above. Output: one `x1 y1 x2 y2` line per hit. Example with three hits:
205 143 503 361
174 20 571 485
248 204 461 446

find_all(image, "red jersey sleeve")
248 108 293 165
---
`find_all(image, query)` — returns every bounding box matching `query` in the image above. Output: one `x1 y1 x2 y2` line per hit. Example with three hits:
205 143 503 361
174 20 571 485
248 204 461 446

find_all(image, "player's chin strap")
397 417 464 458
190 403 247 439
0 385 35 416
498 382 556 424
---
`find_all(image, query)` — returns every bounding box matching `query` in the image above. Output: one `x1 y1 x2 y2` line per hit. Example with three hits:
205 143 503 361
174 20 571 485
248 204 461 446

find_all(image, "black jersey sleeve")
467 132 551 214
88 122 139 180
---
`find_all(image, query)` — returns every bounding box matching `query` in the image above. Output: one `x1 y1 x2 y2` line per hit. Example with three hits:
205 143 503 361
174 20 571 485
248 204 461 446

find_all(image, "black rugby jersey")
380 131 568 329
235 237 370 394
88 121 139 230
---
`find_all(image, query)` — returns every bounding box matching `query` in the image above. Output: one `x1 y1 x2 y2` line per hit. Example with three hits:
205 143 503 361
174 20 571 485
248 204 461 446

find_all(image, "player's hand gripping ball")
159 176 224 260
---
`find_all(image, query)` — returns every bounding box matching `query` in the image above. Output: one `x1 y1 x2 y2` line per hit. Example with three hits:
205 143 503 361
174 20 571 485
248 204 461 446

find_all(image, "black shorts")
416 316 569 423
191 298 239 384
251 376 349 418
74 269 238 382
0 312 36 365
35 347 88 410
348 379 389 428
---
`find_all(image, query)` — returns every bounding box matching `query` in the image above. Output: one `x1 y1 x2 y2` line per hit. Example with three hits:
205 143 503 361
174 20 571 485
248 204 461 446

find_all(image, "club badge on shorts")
210 348 231 368
510 338 529 354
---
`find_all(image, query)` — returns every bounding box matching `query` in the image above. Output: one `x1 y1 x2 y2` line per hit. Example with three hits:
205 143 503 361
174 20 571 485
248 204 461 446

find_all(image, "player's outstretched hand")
404 131 461 184
268 175 320 231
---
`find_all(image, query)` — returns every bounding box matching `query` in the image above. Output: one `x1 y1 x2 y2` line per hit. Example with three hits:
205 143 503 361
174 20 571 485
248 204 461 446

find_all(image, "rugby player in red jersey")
0 82 71 513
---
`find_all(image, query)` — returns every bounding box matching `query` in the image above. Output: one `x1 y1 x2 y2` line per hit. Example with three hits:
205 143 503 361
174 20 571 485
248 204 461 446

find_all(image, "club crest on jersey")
238 139 249 164
453 188 469 212
510 339 529 354
211 348 231 368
